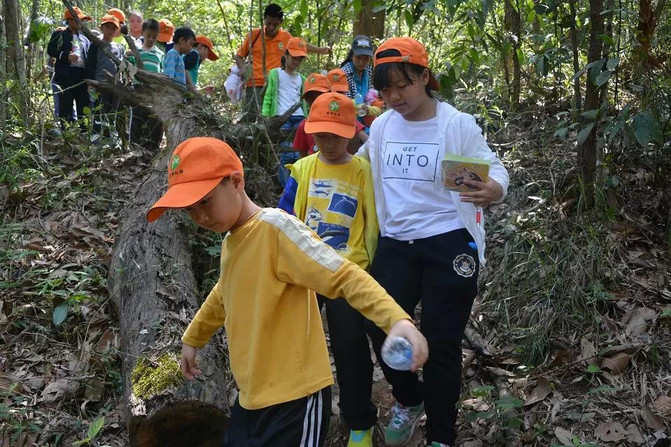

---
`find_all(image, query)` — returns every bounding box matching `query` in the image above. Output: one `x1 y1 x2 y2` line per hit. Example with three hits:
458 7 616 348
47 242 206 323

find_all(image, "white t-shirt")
378 112 463 240
277 69 304 117
70 34 86 68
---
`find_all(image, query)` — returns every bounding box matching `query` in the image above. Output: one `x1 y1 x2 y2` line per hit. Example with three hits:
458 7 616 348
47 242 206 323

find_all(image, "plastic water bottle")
381 336 414 371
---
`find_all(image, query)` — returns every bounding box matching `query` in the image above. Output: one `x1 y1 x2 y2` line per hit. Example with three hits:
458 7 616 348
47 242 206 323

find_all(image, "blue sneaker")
384 401 425 445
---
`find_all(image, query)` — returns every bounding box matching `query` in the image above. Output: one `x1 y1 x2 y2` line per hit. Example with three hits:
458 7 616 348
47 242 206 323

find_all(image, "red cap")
64 6 92 21
326 68 349 94
287 37 308 57
157 19 175 43
196 35 219 61
107 8 126 24
303 73 331 97
147 137 244 222
374 37 439 90
305 92 356 139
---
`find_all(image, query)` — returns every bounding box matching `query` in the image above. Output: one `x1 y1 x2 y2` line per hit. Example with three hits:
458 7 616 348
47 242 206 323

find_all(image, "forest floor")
1 108 670 446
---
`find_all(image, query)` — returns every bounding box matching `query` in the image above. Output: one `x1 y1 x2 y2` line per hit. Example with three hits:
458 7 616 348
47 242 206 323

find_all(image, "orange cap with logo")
287 37 308 57
374 37 439 90
147 137 244 222
100 14 120 30
326 68 349 94
304 92 356 139
196 35 219 61
303 73 331 97
64 6 92 21
157 19 175 43
107 8 126 24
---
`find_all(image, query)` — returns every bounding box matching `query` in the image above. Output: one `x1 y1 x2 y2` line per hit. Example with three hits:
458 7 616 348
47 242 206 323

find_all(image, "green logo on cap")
278 42 284 50
310 76 316 83
171 154 180 171
329 100 339 111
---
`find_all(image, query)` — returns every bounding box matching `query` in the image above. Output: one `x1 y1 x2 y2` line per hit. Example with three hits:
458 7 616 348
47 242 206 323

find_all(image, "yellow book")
441 154 490 192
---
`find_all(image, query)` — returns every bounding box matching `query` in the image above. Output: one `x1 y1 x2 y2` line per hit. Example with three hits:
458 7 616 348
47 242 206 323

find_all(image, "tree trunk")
504 0 522 110
635 0 667 68
0 11 6 125
24 0 39 82
3 0 28 124
354 0 385 38
577 0 604 209
569 0 582 114
600 0 616 107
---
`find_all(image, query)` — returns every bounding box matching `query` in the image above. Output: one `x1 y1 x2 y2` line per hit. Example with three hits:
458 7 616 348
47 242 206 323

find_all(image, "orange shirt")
237 28 292 87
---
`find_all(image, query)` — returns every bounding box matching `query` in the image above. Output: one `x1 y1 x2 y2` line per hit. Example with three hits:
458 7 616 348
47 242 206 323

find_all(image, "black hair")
264 3 284 19
142 18 159 32
340 49 353 67
120 24 128 35
173 26 196 44
372 49 433 97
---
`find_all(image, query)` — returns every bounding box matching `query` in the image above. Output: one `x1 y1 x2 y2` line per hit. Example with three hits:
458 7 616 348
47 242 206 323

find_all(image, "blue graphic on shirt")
328 193 358 218
305 207 323 230
317 222 350 250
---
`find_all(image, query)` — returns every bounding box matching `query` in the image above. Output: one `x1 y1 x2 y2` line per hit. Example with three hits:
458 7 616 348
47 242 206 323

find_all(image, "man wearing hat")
234 3 331 120
47 6 92 125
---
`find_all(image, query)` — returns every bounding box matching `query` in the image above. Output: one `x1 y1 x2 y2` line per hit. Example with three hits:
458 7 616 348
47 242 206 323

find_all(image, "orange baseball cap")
304 92 356 139
196 35 219 61
107 8 126 24
157 19 175 43
287 37 308 57
326 68 349 94
147 137 244 222
374 37 439 90
100 14 120 30
63 6 92 21
303 73 331 97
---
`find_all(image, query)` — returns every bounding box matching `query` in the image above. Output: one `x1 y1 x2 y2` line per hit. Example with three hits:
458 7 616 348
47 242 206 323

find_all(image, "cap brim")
207 49 219 61
288 49 307 57
157 32 173 42
101 20 119 29
303 86 330 97
305 121 356 139
146 177 222 222
352 49 373 57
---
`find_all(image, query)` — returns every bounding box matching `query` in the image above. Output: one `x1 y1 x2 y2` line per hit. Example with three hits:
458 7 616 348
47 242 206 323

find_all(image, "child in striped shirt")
138 19 163 72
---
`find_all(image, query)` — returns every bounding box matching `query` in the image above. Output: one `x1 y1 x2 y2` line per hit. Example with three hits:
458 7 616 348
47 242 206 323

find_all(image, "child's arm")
180 280 227 378
360 159 379 266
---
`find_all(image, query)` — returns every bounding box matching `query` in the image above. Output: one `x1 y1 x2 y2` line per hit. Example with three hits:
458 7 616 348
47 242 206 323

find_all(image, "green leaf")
495 395 524 410
554 127 569 139
632 111 661 146
87 415 105 440
594 70 612 87
586 363 601 373
353 0 362 14
606 57 619 70
581 109 599 121
577 122 595 145
662 308 671 318
404 10 414 28
52 303 69 326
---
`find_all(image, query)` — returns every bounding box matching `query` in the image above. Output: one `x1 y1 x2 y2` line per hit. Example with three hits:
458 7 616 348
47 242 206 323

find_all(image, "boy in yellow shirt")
278 92 381 447
146 136 428 446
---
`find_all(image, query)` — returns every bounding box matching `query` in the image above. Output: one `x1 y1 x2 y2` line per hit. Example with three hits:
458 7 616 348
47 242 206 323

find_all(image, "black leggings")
366 229 479 445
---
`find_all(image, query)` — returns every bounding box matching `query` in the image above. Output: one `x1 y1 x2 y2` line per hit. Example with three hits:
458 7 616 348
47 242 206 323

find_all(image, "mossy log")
97 63 296 446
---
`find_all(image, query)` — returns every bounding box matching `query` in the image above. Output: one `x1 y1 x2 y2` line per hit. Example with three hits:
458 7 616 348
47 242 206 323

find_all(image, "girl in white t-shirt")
262 37 308 185
357 37 509 447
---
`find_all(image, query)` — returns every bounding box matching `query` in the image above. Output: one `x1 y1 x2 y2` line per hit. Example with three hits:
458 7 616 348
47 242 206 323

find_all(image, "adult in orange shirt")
234 3 330 119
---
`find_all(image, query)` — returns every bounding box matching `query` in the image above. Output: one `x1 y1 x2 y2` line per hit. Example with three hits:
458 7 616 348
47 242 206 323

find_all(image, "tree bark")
577 0 604 209
354 0 385 38
504 0 521 110
569 0 582 114
0 11 7 125
24 0 39 82
3 0 28 124
635 0 667 68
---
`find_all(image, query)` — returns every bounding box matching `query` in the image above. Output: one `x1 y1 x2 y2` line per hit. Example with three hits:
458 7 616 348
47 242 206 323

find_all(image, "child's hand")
68 53 79 64
181 343 202 380
388 319 428 372
460 178 504 207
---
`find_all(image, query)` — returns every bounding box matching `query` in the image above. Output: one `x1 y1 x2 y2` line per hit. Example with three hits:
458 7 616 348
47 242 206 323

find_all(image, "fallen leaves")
624 307 657 337
601 352 632 374
595 422 644 444
653 395 671 417
524 377 553 406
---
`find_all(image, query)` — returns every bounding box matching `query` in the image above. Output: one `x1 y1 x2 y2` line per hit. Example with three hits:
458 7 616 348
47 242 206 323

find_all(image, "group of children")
47 6 219 144
147 34 509 447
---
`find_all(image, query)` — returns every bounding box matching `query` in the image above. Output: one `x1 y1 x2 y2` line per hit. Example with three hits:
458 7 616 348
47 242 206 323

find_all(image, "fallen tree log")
98 66 294 446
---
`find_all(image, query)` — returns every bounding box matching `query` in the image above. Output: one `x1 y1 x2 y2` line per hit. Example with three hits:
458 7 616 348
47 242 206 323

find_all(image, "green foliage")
72 415 105 446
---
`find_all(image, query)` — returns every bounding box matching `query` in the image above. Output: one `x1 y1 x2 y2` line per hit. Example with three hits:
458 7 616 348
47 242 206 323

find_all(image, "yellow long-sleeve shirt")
182 208 410 410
